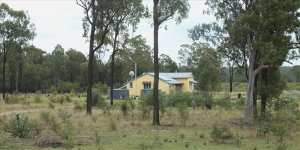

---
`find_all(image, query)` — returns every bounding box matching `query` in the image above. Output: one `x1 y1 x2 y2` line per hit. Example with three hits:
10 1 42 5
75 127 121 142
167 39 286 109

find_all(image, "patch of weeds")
73 101 84 111
276 143 288 150
34 94 42 103
95 132 103 150
3 114 41 138
120 101 129 117
176 103 189 126
210 123 234 144
48 102 55 109
108 118 117 131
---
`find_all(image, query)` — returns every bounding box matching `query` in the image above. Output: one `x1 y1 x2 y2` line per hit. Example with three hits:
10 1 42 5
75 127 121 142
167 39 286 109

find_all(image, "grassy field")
0 92 299 150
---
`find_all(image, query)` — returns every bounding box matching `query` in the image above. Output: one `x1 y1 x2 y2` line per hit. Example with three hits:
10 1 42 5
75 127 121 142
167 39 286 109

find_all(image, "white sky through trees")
1 0 298 65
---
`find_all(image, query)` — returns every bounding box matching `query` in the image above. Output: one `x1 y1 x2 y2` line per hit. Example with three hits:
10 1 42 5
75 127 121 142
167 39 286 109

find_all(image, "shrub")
92 89 106 108
94 83 108 95
5 95 25 104
4 114 40 138
276 143 288 150
73 101 84 111
210 123 234 144
109 118 117 131
120 101 129 117
57 82 80 93
176 103 189 126
214 97 233 109
65 95 72 103
34 94 42 103
164 92 203 107
39 112 60 133
48 102 55 109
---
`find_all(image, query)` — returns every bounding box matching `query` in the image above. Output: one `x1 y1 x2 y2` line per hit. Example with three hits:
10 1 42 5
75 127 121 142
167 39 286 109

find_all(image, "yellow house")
123 72 196 97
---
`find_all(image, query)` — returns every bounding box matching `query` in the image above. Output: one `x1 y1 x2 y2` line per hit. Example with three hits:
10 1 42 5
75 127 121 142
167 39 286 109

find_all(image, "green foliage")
176 103 189 126
210 123 234 144
39 112 60 133
94 83 108 95
73 101 84 111
57 82 80 93
34 94 42 103
3 114 40 138
164 92 203 107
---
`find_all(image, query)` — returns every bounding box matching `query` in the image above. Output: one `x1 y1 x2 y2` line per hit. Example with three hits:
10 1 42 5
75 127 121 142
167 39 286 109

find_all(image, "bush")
5 95 25 104
39 112 60 133
73 101 84 111
109 118 117 131
57 82 80 93
94 83 108 95
176 103 189 126
210 123 234 144
34 94 42 103
164 92 204 107
120 101 129 117
4 114 40 138
91 89 106 108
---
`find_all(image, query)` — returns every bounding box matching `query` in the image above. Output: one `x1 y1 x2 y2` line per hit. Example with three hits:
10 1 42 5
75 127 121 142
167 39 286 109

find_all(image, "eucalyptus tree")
0 3 35 99
159 54 178 72
152 0 190 125
108 0 147 106
77 0 123 114
193 0 300 124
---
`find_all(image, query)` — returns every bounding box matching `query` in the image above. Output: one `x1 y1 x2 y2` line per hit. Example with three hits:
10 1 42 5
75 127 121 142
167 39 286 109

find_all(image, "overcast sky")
1 0 298 65
1 0 215 63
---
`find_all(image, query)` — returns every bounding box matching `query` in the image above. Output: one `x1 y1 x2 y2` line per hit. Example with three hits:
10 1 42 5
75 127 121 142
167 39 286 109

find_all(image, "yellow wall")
176 77 194 92
126 74 193 97
126 74 171 97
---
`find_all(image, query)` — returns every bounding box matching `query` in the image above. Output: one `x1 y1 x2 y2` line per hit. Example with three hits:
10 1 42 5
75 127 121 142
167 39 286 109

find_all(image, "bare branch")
254 64 271 75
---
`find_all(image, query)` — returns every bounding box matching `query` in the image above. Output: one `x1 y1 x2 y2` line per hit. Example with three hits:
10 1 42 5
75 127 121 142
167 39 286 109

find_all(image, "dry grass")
0 94 299 150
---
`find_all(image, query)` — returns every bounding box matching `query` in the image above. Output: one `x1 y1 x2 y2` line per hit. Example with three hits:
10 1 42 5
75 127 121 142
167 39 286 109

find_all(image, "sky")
1 0 215 63
1 0 298 65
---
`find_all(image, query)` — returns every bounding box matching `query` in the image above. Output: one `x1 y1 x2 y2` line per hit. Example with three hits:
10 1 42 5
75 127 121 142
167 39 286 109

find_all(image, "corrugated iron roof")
146 72 193 84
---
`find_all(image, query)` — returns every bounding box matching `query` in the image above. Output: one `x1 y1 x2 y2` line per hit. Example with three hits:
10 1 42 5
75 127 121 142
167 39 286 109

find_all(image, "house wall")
127 74 171 97
176 77 194 92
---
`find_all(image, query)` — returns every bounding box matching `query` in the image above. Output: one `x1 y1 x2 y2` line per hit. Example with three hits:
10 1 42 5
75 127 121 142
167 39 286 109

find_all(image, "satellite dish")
129 71 135 78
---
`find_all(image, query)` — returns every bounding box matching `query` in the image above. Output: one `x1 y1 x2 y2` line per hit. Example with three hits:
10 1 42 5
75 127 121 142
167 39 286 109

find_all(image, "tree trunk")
260 69 268 116
110 53 115 106
253 72 258 118
110 26 119 106
86 0 96 115
245 49 256 124
153 0 160 126
229 64 233 93
2 45 7 101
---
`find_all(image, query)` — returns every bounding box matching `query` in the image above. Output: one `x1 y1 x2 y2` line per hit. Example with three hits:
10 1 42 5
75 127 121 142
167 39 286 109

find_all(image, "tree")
159 54 178 72
77 0 121 114
152 0 190 126
65 49 87 83
192 0 300 124
108 0 147 106
0 3 35 99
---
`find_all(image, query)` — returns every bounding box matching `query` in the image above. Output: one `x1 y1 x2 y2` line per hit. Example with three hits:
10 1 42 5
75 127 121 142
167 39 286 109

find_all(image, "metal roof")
146 72 193 85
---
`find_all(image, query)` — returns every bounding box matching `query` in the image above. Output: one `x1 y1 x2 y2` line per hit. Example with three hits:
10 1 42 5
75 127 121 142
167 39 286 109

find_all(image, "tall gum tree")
152 0 190 125
0 3 35 100
77 0 122 114
108 0 148 106
189 0 300 124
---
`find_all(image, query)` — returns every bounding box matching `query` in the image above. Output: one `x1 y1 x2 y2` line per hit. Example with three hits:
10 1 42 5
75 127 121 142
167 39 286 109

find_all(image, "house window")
130 82 133 88
143 82 151 89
